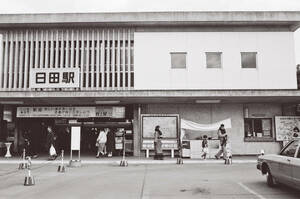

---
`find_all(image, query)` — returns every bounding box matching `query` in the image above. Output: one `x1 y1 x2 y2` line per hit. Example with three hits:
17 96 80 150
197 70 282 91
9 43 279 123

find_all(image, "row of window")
171 52 257 69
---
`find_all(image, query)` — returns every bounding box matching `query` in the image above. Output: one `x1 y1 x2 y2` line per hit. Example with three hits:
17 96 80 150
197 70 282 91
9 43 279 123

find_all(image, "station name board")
17 106 125 118
30 68 80 89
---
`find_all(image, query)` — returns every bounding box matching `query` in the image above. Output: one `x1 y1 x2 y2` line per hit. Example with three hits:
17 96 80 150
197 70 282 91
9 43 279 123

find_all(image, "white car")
257 138 300 189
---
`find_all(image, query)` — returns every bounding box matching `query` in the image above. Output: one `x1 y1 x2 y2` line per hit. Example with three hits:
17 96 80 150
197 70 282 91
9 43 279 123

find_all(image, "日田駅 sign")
30 68 80 88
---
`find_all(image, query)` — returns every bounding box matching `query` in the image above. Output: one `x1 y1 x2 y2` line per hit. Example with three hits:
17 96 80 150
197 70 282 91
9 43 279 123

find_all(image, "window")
241 52 257 68
244 118 273 141
206 52 222 68
280 140 299 157
171 52 186 69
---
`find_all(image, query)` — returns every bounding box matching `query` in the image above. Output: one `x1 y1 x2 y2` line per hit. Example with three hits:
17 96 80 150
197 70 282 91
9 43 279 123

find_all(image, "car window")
281 140 300 157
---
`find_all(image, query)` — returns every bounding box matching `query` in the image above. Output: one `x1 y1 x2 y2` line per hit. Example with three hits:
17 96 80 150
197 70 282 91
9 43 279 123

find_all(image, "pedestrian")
154 125 163 160
201 135 208 159
23 130 32 157
215 124 228 160
45 126 57 160
96 128 108 158
106 128 115 157
293 127 299 138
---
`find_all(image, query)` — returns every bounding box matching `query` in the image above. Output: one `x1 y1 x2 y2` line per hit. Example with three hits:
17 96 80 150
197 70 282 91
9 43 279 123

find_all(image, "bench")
143 148 176 158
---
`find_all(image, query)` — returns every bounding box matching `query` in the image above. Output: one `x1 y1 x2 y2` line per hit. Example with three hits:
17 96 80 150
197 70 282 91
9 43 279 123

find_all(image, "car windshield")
280 140 300 157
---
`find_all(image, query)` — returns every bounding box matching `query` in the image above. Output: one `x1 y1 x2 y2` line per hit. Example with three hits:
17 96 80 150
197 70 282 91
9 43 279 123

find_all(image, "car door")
277 140 299 186
291 140 300 189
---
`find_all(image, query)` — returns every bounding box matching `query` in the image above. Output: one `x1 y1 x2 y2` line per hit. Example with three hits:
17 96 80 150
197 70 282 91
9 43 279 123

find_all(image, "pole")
120 130 128 167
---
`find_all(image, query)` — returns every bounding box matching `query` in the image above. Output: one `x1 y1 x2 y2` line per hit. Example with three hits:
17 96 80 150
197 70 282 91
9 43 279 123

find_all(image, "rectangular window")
171 52 186 69
206 52 222 68
241 52 257 68
244 118 273 141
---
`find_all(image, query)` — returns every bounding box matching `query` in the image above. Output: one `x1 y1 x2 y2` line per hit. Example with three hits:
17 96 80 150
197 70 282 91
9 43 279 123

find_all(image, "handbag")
49 144 57 156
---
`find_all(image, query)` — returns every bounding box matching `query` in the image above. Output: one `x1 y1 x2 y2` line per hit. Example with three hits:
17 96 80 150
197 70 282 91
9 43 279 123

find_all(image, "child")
201 135 209 159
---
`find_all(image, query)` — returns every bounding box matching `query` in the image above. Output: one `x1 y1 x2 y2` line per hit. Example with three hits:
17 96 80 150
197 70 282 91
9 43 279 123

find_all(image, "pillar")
133 104 141 157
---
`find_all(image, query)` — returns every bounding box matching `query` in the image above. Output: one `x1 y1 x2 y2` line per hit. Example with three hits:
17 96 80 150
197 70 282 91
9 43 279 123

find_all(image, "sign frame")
140 114 180 150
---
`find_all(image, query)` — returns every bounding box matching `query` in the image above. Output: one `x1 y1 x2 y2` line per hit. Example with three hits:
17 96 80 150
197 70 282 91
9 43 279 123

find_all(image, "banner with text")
17 106 125 118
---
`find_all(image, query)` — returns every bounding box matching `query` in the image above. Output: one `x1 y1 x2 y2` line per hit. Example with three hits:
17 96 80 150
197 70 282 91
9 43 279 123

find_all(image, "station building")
1 11 300 157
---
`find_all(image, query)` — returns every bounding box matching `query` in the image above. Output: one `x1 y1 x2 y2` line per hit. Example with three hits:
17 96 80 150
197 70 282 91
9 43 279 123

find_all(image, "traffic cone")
19 149 28 170
120 157 128 167
57 150 66 173
176 157 183 164
24 157 35 186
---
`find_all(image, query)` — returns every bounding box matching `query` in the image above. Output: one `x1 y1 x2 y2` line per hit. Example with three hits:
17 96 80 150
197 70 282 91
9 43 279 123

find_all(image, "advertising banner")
71 126 81 150
17 106 125 118
275 116 300 141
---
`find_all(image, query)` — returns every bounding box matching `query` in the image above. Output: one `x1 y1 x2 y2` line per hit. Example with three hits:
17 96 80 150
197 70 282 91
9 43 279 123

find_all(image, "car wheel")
266 168 276 187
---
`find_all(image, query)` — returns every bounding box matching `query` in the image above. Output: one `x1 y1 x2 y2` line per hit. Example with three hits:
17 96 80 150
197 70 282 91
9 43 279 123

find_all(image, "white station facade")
1 11 300 157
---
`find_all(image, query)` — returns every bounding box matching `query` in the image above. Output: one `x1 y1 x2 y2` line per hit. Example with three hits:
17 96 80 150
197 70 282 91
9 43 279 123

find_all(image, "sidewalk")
0 154 258 165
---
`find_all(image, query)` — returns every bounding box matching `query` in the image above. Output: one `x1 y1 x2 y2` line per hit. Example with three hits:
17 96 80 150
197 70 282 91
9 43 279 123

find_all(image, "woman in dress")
154 125 163 160
96 128 108 158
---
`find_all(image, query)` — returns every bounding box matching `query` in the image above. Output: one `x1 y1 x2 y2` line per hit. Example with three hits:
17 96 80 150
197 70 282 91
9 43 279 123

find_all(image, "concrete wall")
142 103 281 155
134 32 297 90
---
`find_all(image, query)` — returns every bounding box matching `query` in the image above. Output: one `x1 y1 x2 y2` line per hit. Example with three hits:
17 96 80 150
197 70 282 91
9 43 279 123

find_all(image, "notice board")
141 114 179 139
275 116 300 141
71 126 81 150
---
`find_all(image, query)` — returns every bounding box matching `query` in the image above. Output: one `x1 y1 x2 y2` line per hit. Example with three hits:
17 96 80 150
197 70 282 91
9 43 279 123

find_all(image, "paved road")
0 163 299 199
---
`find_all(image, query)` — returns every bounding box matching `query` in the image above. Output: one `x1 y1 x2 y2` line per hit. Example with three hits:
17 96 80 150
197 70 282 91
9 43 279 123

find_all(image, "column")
133 104 141 157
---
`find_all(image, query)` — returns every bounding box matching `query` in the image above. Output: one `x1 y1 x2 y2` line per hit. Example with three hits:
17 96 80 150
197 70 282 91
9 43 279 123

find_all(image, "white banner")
71 126 81 150
181 118 232 131
30 68 80 88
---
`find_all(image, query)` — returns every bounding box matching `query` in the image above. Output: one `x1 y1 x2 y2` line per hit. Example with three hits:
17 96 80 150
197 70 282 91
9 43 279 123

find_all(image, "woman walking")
45 126 57 160
154 125 163 160
106 128 115 157
96 128 108 158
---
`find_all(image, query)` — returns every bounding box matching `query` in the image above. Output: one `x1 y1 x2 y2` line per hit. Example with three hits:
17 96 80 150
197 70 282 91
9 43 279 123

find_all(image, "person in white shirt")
96 128 108 158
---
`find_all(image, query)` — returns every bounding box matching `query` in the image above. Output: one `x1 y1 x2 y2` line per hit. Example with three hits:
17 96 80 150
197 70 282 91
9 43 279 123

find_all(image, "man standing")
215 124 227 160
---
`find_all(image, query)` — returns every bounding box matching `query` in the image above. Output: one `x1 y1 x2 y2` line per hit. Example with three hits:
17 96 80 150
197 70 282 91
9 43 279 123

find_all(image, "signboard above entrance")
17 106 125 118
30 68 80 89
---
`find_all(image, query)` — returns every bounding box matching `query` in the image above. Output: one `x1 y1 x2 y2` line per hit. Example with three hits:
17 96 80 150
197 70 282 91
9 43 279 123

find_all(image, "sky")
0 0 300 63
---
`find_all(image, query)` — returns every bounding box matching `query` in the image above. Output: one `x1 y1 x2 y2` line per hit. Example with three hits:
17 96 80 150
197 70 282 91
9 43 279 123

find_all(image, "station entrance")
16 106 134 157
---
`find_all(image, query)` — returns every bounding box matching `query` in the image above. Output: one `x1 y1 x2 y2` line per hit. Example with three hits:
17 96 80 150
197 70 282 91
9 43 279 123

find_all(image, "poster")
141 114 179 138
275 116 300 141
71 126 81 150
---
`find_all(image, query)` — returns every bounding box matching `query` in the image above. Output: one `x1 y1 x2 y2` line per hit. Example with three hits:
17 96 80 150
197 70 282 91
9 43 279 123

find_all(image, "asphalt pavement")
0 163 299 199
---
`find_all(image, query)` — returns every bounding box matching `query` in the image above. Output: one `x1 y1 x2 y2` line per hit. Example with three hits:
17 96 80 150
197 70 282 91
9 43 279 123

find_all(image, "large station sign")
30 68 80 89
17 106 125 118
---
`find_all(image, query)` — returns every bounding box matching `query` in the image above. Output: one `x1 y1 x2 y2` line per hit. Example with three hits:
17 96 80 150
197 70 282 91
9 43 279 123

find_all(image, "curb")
0 160 257 165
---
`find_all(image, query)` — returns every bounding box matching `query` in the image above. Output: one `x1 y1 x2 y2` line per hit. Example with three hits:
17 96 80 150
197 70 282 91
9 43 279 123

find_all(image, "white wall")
143 103 281 155
134 32 297 90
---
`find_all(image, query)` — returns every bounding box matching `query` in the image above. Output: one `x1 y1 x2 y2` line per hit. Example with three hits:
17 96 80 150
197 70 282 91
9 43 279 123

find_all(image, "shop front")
11 105 134 157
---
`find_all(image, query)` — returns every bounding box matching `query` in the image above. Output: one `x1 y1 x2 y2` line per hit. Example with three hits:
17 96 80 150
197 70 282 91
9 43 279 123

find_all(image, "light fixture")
0 101 24 105
95 100 120 104
195 100 221 104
